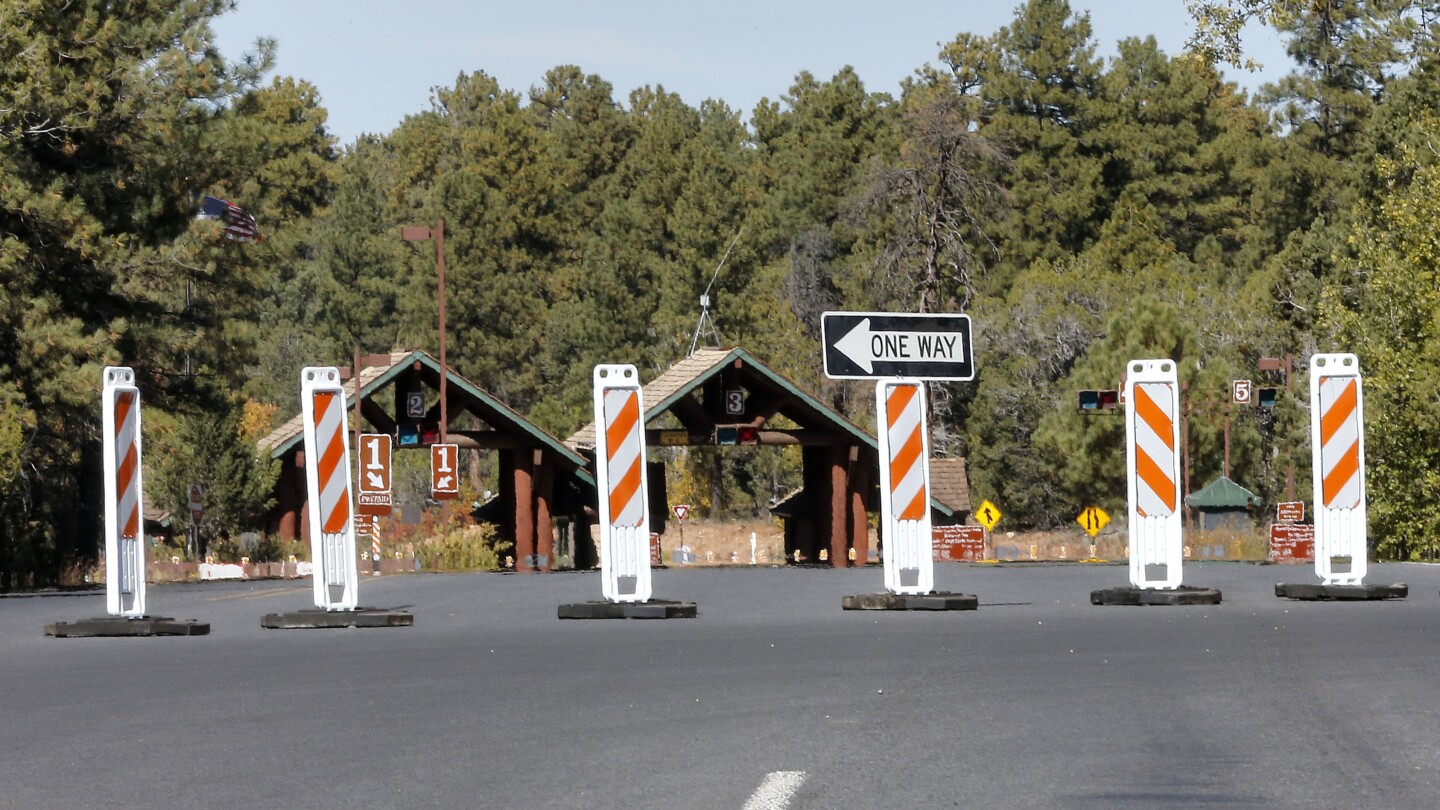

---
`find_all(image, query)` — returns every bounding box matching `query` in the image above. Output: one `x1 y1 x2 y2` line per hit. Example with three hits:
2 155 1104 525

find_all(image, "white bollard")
1125 359 1183 590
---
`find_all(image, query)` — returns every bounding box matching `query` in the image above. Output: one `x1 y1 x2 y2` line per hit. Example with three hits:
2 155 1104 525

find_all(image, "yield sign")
975 499 1002 531
821 311 974 381
1076 505 1110 537
431 443 459 500
673 504 691 522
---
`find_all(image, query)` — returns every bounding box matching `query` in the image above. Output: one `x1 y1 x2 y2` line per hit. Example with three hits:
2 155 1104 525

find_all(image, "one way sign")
821 311 974 381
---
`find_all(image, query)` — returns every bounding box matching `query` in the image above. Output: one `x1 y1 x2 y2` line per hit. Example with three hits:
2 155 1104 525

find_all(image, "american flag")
197 195 261 243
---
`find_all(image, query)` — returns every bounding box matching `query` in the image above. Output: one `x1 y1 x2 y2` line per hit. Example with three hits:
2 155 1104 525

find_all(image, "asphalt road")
3 561 1439 809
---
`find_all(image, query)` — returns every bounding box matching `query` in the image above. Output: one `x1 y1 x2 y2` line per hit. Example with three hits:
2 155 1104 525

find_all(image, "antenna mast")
688 227 744 357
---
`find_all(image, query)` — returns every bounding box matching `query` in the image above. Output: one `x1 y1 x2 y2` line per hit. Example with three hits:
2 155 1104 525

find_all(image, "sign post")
1310 353 1367 586
592 365 651 603
260 368 413 629
103 367 147 618
557 365 696 619
825 311 978 612
300 367 358 611
1093 360 1220 606
43 368 212 636
876 379 934 595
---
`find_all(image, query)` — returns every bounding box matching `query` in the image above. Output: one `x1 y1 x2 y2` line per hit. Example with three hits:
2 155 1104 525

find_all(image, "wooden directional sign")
821 311 974 381
431 443 459 500
975 499 1002 531
1276 501 1304 524
1076 505 1110 537
357 433 393 515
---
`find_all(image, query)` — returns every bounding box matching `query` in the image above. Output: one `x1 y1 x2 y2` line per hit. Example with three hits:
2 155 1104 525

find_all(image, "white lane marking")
742 771 806 810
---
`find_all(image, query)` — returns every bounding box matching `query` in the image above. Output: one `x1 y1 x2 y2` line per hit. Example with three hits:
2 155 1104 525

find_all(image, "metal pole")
436 219 447 444
354 345 362 496
1284 353 1295 502
1223 398 1231 479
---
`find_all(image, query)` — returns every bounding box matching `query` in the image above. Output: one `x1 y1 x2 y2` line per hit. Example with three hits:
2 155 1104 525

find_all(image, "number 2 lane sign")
821 311 974 381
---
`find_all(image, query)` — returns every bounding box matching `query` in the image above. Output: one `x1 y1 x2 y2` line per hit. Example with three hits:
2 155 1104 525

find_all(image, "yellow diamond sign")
975 499 1002 531
1076 506 1110 537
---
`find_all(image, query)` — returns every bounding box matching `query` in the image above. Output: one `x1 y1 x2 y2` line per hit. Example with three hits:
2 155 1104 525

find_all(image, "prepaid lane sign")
821 312 974 381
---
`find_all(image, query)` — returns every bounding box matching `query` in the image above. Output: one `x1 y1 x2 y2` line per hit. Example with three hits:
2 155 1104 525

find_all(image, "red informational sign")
673 504 690 523
1270 523 1315 562
357 433 393 515
431 443 459 500
1275 501 1304 524
932 524 986 562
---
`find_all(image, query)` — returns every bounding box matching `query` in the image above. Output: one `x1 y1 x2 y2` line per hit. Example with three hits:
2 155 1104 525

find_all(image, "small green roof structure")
1185 476 1261 534
1184 476 1261 510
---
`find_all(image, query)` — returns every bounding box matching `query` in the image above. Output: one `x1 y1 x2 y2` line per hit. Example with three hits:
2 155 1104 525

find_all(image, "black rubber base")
841 592 979 611
557 600 697 619
45 616 210 637
1091 586 1223 606
261 608 414 629
1275 582 1408 601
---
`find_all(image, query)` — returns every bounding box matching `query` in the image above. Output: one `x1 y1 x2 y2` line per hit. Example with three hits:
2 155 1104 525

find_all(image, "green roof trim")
261 351 592 487
1184 476 1261 509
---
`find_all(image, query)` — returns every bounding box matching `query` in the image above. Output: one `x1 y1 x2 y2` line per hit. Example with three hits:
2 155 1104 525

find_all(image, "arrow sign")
821 311 974 381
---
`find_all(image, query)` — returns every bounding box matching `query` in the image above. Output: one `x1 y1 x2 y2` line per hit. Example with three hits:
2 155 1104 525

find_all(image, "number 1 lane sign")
821 312 974 381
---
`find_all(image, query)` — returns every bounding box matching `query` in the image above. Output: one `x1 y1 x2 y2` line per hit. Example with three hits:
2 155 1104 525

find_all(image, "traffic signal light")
714 426 738 445
1257 388 1278 408
1078 390 1120 413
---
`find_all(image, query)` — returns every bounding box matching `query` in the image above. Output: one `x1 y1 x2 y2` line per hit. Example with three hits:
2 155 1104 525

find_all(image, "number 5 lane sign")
821 311 974 381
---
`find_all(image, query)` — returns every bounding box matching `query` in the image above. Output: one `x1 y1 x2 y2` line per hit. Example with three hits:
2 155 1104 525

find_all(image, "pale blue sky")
210 0 1291 146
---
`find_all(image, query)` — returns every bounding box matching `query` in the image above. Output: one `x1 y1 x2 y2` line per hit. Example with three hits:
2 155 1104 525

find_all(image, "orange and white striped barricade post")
840 378 976 611
44 368 213 635
1124 359 1183 590
1274 353 1403 599
876 379 934 595
1310 353 1367 586
300 367 359 611
1095 359 1218 604
103 367 147 618
592 365 652 603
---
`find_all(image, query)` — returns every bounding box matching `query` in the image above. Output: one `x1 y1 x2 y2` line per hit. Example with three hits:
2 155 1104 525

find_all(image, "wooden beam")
668 392 714 432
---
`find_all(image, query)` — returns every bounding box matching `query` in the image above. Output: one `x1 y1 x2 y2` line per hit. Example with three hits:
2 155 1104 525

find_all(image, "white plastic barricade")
593 365 652 603
1125 359 1183 589
300 367 358 610
1310 353 1367 586
102 367 147 617
876 379 933 594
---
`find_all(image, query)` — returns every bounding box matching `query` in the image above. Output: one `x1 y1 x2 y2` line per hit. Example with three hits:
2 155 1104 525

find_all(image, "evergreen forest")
6 0 1440 588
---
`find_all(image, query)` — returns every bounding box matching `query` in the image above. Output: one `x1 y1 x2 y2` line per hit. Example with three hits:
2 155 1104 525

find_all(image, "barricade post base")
1275 583 1407 601
557 600 697 619
1090 586 1222 606
261 607 413 629
45 616 209 637
841 592 978 611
